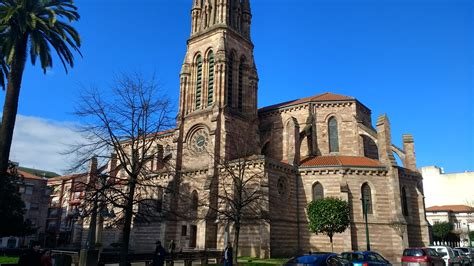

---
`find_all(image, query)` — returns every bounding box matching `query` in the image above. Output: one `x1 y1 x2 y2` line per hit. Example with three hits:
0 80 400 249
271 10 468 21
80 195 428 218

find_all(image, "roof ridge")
259 91 355 112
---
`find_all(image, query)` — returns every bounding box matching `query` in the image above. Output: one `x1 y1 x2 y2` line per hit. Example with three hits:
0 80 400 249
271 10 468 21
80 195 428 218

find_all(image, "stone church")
75 0 431 262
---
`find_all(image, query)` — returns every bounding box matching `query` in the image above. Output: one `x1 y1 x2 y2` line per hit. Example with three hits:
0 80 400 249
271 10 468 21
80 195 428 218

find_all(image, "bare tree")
202 130 269 264
71 73 174 266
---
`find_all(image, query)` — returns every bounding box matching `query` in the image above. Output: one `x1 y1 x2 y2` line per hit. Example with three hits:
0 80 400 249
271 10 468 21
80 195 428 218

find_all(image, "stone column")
402 134 416 171
376 115 396 166
286 117 300 166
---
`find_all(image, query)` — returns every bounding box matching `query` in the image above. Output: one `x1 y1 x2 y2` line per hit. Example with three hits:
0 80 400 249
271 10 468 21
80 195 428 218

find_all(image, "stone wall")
259 100 368 163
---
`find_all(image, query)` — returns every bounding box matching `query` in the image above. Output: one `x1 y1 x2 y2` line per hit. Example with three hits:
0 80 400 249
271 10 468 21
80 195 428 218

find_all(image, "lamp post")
361 197 371 251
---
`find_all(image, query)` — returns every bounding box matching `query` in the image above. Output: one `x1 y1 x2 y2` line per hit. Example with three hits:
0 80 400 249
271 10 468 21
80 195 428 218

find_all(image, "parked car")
401 247 445 266
453 249 470 266
341 251 391 266
454 248 473 265
429 246 460 266
285 253 351 266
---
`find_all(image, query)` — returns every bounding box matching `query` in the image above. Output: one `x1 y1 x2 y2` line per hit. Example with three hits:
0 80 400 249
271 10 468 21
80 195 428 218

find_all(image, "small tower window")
227 53 234 107
312 182 324 201
207 51 215 106
328 117 339 153
238 58 245 112
195 55 203 109
191 190 198 217
361 183 373 214
156 187 164 212
402 187 409 216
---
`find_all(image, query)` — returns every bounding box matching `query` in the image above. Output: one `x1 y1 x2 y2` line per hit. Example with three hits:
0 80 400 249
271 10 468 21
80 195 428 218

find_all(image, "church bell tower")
177 0 259 166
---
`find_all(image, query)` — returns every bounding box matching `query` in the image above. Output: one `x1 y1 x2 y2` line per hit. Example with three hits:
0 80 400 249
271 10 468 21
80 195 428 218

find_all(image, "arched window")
328 117 339 153
361 183 373 214
207 51 215 106
227 53 234 107
156 187 164 212
401 187 409 216
312 182 324 201
195 55 203 109
238 57 245 112
191 190 198 213
261 142 270 156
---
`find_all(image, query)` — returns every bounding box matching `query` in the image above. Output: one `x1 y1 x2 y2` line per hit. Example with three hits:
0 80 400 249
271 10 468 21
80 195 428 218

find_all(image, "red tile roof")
17 170 44 180
259 92 354 112
426 205 474 213
300 156 383 168
146 128 176 138
48 173 87 183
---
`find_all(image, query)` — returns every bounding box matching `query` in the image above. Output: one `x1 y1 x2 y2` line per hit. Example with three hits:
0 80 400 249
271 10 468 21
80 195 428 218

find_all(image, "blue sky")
3 0 473 173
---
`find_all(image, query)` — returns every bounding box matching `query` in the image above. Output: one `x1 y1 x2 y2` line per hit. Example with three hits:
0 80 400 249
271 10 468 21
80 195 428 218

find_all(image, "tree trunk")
233 221 240 265
0 35 28 175
120 174 137 266
329 234 334 252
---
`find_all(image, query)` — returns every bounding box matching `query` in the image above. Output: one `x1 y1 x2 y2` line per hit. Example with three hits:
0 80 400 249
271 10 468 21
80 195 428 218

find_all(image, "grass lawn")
238 256 289 266
0 256 19 264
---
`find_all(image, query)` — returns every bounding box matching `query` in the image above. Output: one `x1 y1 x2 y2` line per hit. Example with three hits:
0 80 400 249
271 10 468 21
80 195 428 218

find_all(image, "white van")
429 246 461 266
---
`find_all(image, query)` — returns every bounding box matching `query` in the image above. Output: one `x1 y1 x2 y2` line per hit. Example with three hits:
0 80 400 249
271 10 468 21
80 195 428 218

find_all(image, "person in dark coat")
223 242 233 266
18 241 42 266
152 240 167 266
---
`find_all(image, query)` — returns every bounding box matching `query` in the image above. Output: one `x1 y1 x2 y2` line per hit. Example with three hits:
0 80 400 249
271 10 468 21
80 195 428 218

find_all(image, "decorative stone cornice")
259 100 355 118
259 104 310 118
313 101 353 109
264 159 298 174
299 166 388 176
181 168 209 177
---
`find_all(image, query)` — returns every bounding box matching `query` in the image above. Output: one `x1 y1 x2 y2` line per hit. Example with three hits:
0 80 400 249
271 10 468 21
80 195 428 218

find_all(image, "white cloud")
10 115 85 175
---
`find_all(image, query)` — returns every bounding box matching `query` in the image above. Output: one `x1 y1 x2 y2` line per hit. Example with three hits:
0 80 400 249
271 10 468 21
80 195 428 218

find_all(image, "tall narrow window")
156 187 163 212
191 190 198 217
238 58 245 111
227 54 234 107
195 55 203 109
361 183 373 214
401 187 409 216
312 182 324 201
207 51 215 106
328 117 339 152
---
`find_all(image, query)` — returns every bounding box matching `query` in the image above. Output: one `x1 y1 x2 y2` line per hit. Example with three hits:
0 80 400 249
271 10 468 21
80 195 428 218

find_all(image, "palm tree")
0 0 81 175
0 56 7 90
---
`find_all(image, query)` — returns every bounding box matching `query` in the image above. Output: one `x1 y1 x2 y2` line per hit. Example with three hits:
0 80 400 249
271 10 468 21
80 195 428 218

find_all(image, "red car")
402 247 445 266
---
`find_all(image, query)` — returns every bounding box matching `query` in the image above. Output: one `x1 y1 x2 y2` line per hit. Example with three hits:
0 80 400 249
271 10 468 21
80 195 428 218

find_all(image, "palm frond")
0 0 81 73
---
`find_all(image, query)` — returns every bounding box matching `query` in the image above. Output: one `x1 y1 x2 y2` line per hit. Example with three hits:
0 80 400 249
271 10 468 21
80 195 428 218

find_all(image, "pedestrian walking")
152 240 167 266
223 242 233 266
18 241 42 266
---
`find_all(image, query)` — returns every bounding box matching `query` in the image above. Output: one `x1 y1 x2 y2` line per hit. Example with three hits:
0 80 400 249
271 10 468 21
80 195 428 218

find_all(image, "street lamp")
361 197 371 251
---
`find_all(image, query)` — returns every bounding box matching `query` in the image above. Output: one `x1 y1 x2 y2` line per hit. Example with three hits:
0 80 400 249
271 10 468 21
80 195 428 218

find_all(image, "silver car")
453 249 470 266
430 246 461 266
454 248 473 265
